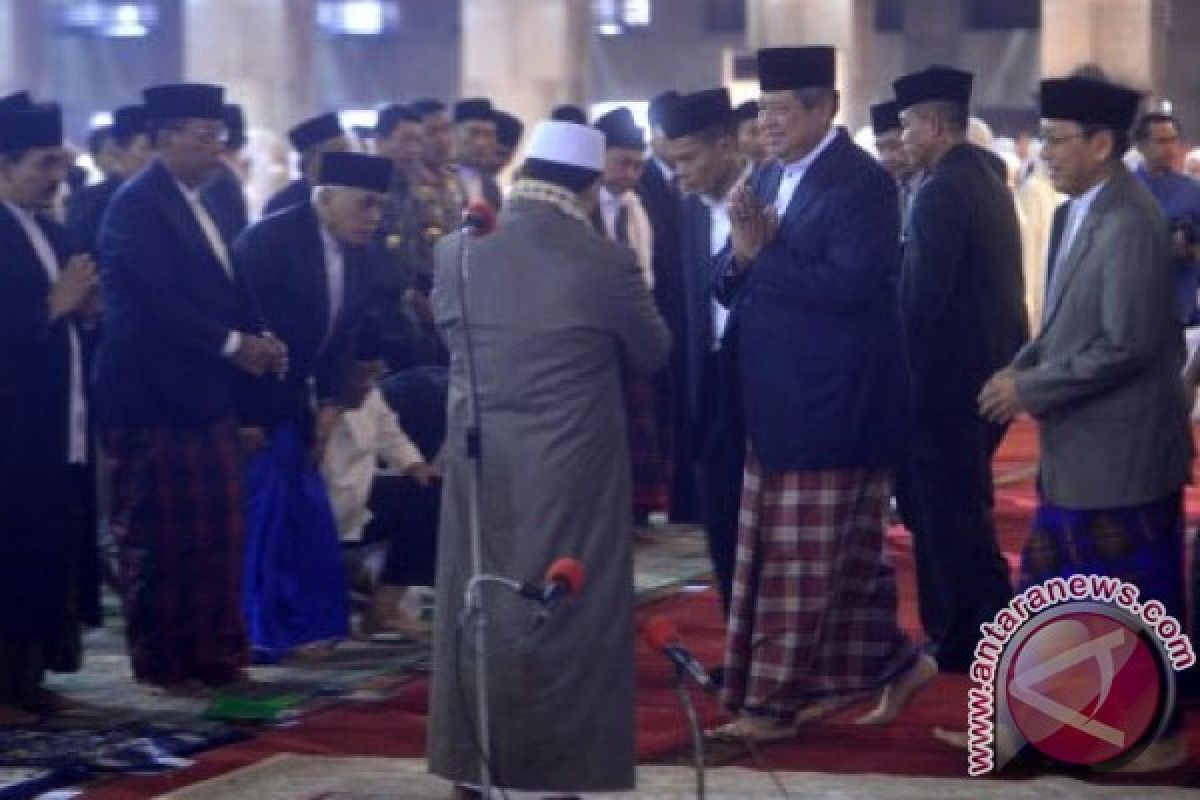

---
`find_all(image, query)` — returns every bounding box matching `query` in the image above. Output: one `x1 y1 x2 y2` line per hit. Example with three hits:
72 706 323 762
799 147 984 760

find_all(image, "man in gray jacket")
980 75 1192 772
427 119 670 797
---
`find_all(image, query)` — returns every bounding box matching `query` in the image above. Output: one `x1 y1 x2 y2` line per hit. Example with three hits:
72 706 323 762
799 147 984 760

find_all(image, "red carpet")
83 420 1200 796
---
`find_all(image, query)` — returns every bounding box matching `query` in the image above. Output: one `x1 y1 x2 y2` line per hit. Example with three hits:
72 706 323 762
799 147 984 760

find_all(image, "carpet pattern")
154 755 1200 799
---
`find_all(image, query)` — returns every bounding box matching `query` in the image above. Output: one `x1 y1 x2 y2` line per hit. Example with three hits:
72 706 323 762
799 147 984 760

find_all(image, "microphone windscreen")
466 200 497 235
545 557 585 595
643 614 680 651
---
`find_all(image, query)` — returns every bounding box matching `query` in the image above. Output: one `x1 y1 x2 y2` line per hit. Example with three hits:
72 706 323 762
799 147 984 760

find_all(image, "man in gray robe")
427 120 670 797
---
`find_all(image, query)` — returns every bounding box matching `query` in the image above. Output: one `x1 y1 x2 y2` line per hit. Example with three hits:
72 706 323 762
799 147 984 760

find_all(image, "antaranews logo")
966 575 1195 775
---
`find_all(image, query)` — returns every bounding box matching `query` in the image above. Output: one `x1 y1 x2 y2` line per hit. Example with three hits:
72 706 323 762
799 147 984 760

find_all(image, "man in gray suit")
980 76 1192 772
427 120 670 797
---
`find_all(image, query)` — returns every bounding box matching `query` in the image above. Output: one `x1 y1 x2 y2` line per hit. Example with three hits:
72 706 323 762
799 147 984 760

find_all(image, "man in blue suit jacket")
94 83 285 692
263 111 350 217
235 151 391 661
710 47 934 743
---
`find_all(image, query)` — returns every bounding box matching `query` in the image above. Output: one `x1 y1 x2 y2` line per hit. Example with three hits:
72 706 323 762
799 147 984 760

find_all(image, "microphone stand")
455 223 494 799
671 664 707 800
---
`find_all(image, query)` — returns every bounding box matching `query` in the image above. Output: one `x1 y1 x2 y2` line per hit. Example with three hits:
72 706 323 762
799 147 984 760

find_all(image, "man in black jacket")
666 88 750 610
0 102 98 722
895 65 1030 672
235 151 392 661
67 105 151 255
263 111 350 216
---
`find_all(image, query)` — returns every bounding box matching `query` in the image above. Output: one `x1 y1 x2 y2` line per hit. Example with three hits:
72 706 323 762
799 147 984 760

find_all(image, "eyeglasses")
172 125 228 145
1040 132 1085 148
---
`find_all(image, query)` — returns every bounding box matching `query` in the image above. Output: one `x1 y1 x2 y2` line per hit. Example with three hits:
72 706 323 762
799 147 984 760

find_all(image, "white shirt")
457 164 484 205
773 125 840 216
701 163 753 348
5 201 88 465
597 186 655 289
321 387 425 542
1044 177 1109 323
173 178 241 356
318 221 345 348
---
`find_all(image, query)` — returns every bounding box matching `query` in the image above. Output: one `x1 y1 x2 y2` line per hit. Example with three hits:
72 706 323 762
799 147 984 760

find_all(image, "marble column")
1041 0 1168 89
460 0 591 140
0 0 46 98
744 0 876 130
901 0 964 72
182 0 316 136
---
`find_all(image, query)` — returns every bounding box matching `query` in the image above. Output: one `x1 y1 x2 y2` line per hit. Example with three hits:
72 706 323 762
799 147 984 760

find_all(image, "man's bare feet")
855 653 937 725
707 714 796 743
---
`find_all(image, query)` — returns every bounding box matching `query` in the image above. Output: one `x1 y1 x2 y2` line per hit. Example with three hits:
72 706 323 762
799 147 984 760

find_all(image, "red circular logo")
1005 610 1162 766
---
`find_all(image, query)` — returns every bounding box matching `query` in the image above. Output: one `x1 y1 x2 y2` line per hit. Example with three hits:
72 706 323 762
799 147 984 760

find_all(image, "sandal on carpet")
358 609 431 641
706 715 796 743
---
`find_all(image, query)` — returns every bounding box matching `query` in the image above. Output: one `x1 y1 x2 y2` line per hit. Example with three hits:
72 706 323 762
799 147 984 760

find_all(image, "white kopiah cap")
525 120 605 171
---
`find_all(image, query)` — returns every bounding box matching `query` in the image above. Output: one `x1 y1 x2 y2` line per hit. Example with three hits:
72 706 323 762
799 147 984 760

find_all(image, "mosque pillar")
1041 0 1168 90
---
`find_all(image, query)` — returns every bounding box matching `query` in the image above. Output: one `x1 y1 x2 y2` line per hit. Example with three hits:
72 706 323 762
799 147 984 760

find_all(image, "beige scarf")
508 178 590 226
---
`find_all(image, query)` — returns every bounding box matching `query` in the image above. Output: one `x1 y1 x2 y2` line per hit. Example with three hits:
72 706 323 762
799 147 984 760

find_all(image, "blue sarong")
1020 491 1185 620
242 423 348 662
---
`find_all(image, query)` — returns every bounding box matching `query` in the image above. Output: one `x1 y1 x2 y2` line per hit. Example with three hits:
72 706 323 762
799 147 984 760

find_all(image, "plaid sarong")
1021 491 1186 620
104 420 248 686
625 373 673 520
721 454 916 721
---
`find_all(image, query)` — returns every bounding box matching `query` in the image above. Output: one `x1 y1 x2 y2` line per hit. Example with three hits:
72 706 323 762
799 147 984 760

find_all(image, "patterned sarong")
1021 491 1185 619
104 420 248 686
721 454 916 721
625 372 673 521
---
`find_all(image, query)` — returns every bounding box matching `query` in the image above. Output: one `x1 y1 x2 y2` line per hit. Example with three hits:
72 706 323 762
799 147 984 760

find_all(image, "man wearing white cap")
427 120 670 797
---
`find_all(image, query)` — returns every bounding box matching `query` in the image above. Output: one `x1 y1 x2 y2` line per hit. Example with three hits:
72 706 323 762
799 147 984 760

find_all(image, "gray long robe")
427 194 670 793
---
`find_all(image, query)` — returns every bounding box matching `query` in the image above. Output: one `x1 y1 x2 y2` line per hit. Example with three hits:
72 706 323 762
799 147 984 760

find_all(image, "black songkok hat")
113 105 148 140
734 100 759 123
0 103 64 152
1038 77 1143 131
551 104 587 125
870 101 902 135
662 88 734 140
494 110 524 148
223 103 246 149
757 46 836 91
318 151 393 192
0 90 33 111
594 107 645 150
375 103 419 137
893 65 973 111
454 97 494 124
647 91 681 127
289 112 344 152
411 98 445 118
143 83 225 121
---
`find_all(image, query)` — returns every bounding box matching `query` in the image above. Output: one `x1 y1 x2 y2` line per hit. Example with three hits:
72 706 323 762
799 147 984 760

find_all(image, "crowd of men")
1 39 1198 796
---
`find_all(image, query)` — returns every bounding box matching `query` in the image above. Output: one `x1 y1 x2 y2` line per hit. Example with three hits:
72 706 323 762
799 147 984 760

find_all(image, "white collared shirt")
318 221 345 348
701 162 754 348
773 125 839 216
1044 177 1109 323
458 164 484 205
173 178 232 277
321 387 425 542
5 201 87 465
172 178 242 356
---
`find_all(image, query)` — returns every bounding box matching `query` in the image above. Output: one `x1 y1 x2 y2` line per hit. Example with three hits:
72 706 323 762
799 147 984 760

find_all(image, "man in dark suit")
639 89 697 521
452 97 503 211
712 47 933 742
94 83 285 692
67 105 151 256
0 102 98 723
894 66 1029 672
490 109 523 176
665 87 750 611
236 151 392 662
263 111 350 216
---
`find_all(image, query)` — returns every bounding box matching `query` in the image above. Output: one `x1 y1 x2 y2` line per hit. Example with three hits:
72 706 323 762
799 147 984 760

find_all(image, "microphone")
461 200 497 236
643 615 716 693
519 557 585 611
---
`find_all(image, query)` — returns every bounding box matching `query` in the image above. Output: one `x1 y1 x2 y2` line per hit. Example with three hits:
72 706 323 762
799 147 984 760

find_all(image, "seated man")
323 347 440 636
